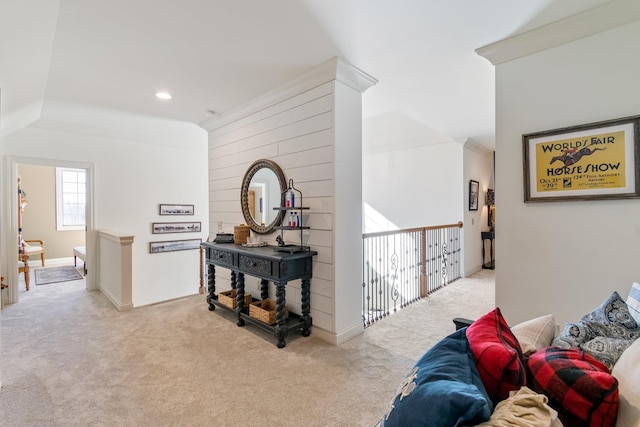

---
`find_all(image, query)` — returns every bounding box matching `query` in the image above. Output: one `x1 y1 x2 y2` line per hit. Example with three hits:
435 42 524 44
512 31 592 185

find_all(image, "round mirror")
241 159 286 234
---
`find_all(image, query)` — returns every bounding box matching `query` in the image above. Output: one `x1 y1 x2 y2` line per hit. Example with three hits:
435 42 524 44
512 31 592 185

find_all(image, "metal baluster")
362 222 464 328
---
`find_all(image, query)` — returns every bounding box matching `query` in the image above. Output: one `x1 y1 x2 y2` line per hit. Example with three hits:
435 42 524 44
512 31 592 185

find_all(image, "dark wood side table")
202 242 317 348
481 231 495 270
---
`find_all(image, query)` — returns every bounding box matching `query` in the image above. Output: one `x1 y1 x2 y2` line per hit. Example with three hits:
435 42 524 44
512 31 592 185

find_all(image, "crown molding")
199 57 376 132
335 57 378 93
476 0 640 65
460 138 493 154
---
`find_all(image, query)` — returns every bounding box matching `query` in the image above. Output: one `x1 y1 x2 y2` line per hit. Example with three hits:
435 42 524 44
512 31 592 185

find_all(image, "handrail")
362 221 463 238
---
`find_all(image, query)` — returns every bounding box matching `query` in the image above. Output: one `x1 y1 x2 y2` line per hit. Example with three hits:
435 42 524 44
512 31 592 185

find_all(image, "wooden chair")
18 253 30 291
22 239 45 267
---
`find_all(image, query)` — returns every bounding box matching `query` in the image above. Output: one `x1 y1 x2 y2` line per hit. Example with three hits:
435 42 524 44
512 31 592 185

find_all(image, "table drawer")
239 255 272 276
210 249 234 267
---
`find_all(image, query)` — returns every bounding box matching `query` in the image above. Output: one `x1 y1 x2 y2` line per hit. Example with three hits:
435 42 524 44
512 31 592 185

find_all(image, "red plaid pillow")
466 308 526 402
527 347 619 427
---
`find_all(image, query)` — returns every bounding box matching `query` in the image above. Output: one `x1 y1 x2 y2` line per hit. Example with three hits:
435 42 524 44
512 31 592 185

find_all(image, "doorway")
2 156 95 305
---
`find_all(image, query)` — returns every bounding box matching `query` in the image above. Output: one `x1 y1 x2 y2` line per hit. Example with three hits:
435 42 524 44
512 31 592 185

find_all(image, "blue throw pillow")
382 328 493 427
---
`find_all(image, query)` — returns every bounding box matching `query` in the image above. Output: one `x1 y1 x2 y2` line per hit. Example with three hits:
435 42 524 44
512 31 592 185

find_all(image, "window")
56 167 86 231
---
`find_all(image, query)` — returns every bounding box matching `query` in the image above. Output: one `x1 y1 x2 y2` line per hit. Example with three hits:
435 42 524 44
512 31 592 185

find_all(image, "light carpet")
1 269 495 426
34 266 83 286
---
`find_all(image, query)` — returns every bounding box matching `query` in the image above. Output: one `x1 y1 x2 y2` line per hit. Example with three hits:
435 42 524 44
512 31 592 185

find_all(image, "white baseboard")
312 322 365 346
100 286 133 311
464 266 483 277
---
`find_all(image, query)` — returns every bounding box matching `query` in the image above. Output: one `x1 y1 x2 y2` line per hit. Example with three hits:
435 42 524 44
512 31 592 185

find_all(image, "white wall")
2 114 208 307
363 141 462 230
362 111 495 277
97 230 133 311
333 79 367 343
363 111 464 231
463 142 494 275
493 20 640 326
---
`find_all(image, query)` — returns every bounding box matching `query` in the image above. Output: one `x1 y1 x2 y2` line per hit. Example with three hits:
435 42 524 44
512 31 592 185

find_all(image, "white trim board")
476 0 640 65
199 56 376 132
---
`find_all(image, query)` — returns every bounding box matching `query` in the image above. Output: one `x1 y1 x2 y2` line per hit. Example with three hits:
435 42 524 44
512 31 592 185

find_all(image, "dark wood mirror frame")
240 159 287 234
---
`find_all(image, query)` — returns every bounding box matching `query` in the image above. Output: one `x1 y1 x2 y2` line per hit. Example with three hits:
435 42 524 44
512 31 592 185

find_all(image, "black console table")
481 231 495 270
202 242 317 348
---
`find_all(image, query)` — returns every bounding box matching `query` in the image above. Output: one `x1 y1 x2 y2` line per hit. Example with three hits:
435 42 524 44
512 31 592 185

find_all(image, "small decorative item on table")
218 289 252 309
233 224 250 245
214 233 234 243
249 299 288 325
242 241 268 247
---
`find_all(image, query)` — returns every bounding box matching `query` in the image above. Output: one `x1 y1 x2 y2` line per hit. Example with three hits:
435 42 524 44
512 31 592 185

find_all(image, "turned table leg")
260 279 269 301
275 281 288 348
301 276 312 336
236 272 245 326
207 264 216 311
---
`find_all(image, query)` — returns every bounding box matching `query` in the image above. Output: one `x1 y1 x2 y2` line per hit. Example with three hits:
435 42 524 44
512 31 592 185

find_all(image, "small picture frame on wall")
159 204 194 215
152 222 201 234
469 180 479 211
149 238 202 253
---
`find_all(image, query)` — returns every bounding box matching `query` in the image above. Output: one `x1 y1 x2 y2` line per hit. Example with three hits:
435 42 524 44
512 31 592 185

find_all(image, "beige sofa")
611 337 639 427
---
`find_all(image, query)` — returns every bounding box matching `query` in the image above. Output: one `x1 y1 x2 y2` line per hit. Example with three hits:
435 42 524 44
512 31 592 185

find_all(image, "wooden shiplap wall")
206 81 336 333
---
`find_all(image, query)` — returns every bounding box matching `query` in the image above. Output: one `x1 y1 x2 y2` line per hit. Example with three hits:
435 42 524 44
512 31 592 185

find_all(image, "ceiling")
0 0 614 150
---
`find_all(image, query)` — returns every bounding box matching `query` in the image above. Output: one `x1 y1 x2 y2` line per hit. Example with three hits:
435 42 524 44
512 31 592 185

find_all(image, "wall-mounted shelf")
273 179 310 252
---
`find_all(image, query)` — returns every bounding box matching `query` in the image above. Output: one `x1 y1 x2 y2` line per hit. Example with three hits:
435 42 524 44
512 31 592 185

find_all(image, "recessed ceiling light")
156 91 172 100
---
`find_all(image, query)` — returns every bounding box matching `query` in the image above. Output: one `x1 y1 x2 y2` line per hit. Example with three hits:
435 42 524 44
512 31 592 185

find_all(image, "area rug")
35 266 83 286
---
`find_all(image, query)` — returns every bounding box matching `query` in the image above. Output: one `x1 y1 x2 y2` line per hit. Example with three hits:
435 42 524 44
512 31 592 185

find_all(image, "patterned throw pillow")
382 328 492 427
528 347 619 427
627 282 640 324
581 337 635 370
554 322 593 349
553 291 640 369
466 308 526 403
582 291 639 337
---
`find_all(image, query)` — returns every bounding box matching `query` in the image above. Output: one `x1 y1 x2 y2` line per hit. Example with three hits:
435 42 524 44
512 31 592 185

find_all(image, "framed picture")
469 180 479 211
523 115 640 202
152 222 201 234
159 204 194 215
149 238 202 253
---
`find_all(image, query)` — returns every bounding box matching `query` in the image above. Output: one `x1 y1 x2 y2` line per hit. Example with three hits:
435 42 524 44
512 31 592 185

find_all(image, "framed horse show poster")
523 115 640 202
